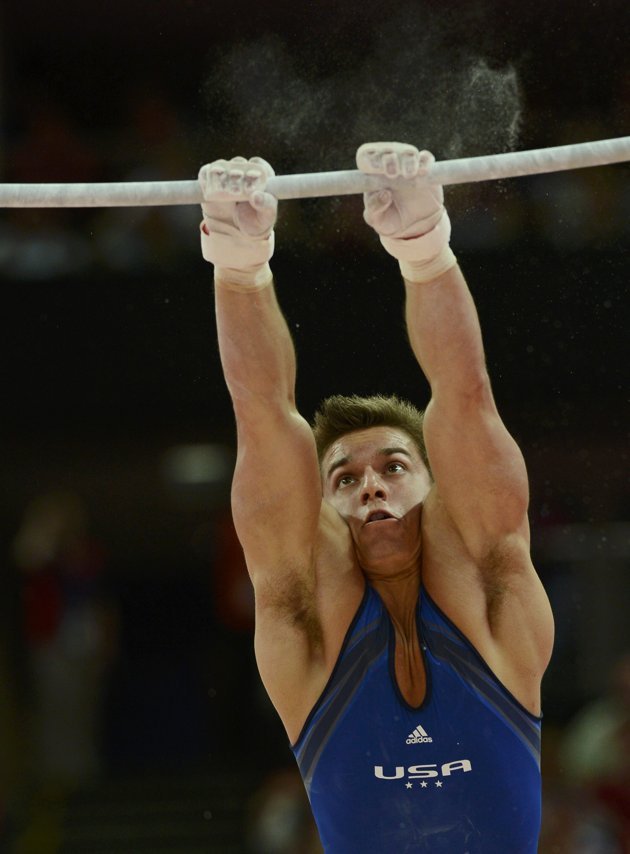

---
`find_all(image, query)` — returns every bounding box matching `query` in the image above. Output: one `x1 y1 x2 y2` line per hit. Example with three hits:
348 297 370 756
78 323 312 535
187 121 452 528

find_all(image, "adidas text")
406 725 432 744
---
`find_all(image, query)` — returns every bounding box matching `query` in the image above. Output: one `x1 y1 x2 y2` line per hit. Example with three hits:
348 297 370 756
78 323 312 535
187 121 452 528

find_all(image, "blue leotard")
291 585 542 853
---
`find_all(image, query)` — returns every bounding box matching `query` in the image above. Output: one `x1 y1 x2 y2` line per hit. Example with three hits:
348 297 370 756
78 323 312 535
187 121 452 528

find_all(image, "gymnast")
198 142 555 853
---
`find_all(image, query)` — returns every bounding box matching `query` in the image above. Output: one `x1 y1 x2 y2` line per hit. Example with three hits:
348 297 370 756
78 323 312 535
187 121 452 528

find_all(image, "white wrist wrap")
200 221 275 269
399 246 458 284
380 211 451 261
214 263 273 292
379 212 456 283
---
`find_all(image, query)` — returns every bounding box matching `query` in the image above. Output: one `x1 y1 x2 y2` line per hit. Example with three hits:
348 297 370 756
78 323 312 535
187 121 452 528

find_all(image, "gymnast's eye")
336 474 356 488
386 462 406 474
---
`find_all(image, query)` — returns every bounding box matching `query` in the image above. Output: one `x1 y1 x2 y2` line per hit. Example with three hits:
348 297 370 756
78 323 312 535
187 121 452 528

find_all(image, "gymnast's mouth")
365 510 396 524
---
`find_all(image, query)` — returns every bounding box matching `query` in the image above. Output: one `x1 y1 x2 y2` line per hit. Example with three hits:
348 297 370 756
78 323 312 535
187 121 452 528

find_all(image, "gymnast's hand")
198 156 277 287
356 142 455 282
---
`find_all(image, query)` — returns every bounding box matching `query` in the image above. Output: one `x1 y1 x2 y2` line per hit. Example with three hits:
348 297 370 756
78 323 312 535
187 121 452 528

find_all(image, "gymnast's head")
313 394 433 515
313 395 429 467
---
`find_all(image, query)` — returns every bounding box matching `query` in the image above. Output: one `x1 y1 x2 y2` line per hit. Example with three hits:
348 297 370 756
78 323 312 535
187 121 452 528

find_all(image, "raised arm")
356 144 553 687
199 157 322 592
198 157 361 736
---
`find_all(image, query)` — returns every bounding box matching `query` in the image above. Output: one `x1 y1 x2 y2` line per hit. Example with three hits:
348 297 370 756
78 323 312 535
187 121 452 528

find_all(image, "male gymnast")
198 143 554 852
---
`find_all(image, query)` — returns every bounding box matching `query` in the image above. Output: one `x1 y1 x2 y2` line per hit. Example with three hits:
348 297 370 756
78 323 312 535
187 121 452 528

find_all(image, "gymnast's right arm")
198 157 351 736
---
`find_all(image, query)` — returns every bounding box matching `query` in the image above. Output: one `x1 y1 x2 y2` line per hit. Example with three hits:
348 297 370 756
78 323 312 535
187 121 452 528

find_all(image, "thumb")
251 190 278 213
235 193 277 236
364 188 393 219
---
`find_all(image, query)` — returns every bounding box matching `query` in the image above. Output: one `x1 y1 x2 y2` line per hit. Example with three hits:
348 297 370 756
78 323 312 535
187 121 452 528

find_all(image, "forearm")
404 265 489 398
214 276 297 413
355 144 489 397
198 155 293 414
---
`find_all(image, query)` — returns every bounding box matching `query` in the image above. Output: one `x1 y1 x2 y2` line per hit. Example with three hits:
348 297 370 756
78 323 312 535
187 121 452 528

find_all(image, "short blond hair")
312 394 431 473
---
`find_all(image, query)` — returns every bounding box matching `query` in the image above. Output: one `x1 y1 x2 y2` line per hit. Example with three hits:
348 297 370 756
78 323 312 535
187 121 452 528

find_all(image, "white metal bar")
0 137 628 208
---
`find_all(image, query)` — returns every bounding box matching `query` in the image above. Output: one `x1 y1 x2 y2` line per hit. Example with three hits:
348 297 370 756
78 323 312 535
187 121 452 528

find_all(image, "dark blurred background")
0 0 628 851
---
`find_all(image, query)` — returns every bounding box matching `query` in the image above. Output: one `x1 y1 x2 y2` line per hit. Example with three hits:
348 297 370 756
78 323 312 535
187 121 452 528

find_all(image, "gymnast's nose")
361 467 387 504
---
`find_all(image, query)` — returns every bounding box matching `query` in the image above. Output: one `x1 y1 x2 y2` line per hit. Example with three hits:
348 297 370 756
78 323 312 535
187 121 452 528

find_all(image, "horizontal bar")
0 137 628 208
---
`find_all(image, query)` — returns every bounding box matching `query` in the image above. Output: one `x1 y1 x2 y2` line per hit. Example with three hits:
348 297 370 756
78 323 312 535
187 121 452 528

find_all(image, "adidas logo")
406 724 433 744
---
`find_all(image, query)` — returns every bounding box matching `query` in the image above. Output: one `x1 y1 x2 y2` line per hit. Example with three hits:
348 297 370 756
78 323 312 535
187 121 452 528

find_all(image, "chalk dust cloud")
202 3 523 177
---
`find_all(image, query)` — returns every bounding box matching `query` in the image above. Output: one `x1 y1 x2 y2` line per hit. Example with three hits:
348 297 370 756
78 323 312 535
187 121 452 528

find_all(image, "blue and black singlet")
291 584 542 853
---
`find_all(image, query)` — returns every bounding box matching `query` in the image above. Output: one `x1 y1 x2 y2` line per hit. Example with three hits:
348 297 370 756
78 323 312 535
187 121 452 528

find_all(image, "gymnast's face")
322 426 432 570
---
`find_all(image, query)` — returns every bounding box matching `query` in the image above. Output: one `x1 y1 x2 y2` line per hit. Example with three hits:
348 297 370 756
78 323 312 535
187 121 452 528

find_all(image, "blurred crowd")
0 88 203 280
0 492 118 848
539 654 630 853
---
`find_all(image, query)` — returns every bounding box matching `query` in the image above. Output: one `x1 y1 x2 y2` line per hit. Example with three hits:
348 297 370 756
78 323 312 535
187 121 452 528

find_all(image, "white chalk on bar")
0 136 628 208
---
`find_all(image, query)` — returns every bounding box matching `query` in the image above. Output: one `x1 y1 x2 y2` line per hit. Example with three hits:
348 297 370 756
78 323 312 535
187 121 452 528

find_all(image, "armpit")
480 534 533 625
255 572 324 651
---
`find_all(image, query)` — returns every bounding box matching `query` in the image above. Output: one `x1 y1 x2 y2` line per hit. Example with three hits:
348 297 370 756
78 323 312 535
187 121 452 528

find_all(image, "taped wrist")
380 212 456 283
214 262 273 292
200 221 275 269
380 211 451 260
399 246 458 284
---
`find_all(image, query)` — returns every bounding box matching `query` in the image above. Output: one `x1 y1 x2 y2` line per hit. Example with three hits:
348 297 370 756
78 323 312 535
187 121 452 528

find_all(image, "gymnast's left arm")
357 143 554 677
